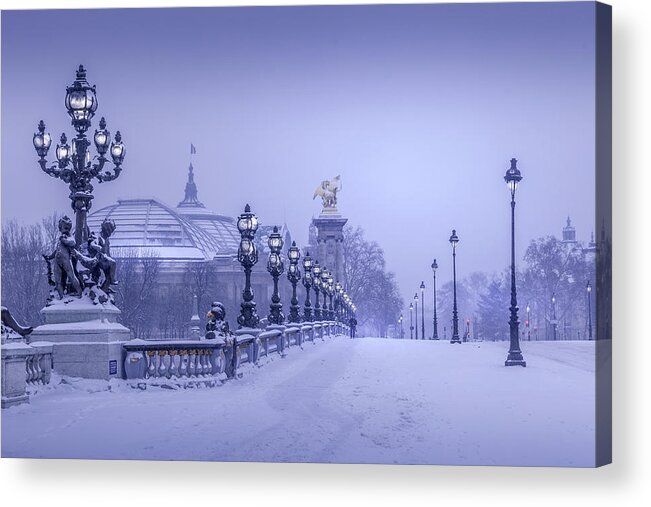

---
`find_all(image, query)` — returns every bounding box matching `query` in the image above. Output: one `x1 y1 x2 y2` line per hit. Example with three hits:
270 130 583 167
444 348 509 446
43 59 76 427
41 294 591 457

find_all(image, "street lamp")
302 251 313 322
409 302 414 339
526 303 531 341
504 158 526 366
327 274 335 321
321 268 331 321
312 261 322 320
266 226 285 325
449 229 461 344
431 259 439 340
286 241 302 323
34 65 126 248
236 204 260 329
398 314 403 339
551 293 557 341
413 292 419 339
586 280 593 340
420 281 426 340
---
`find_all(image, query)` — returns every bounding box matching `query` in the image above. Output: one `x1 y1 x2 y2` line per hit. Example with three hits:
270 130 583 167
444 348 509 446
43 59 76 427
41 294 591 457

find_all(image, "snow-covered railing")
120 321 343 386
1 341 53 408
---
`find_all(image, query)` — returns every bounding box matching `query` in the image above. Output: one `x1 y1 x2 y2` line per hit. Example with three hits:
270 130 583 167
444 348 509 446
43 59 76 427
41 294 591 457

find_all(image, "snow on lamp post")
266 226 285 325
33 65 126 249
236 204 260 329
287 241 302 323
504 158 526 366
302 252 313 322
449 229 461 344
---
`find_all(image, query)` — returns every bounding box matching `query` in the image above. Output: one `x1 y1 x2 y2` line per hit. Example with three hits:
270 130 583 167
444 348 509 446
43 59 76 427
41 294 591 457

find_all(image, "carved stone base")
29 298 131 380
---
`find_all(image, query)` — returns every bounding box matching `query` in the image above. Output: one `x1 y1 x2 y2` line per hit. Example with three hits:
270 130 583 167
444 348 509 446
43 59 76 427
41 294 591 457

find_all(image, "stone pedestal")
312 210 348 284
1 341 32 408
29 298 131 380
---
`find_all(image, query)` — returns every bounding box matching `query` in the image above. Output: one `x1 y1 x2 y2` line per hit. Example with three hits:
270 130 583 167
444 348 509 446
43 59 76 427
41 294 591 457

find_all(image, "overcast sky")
1 3 597 303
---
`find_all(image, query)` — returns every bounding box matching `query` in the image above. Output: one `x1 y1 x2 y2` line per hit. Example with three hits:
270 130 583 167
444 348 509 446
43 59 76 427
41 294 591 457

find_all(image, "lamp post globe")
449 229 461 344
34 65 126 249
504 158 526 366
431 259 439 339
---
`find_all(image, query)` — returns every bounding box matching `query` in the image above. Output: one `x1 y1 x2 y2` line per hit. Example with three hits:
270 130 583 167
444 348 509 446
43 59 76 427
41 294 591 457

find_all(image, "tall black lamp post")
504 158 526 366
286 241 302 323
414 292 419 340
586 280 593 340
409 302 414 339
33 65 126 248
237 204 260 329
266 226 285 325
312 262 322 320
431 259 439 340
320 268 331 320
449 229 461 344
526 303 531 341
302 252 313 322
327 274 335 321
420 281 426 340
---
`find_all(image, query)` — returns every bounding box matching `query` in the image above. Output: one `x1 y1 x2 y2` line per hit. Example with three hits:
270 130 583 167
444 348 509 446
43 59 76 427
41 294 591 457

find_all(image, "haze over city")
1 3 596 300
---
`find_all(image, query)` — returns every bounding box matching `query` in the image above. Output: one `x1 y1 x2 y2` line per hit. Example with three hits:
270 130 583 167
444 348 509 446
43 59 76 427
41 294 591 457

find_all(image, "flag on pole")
190 143 196 154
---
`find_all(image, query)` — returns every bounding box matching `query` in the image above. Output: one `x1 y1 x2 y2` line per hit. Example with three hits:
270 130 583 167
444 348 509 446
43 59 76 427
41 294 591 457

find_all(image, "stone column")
312 211 348 285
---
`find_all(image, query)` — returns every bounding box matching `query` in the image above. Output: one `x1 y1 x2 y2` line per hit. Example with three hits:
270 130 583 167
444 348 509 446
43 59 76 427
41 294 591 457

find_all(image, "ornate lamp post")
431 259 439 340
286 241 302 323
449 229 461 344
504 158 526 366
302 252 313 322
551 293 557 341
398 314 404 339
414 292 419 339
33 65 126 248
320 268 331 321
236 204 260 329
334 281 342 321
526 303 531 341
409 302 414 339
420 281 426 340
312 261 322 320
327 274 335 321
586 280 593 340
266 226 285 325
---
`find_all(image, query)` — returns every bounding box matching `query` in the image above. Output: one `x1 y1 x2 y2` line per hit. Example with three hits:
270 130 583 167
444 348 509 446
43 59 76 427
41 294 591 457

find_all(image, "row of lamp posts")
235 204 356 332
401 159 527 366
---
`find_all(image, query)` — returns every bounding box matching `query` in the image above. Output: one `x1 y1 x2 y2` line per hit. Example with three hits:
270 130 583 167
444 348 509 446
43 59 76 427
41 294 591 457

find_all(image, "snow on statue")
313 175 342 210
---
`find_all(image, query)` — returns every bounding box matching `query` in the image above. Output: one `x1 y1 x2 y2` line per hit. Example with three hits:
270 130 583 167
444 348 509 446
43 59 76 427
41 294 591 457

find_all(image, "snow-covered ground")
1 337 597 466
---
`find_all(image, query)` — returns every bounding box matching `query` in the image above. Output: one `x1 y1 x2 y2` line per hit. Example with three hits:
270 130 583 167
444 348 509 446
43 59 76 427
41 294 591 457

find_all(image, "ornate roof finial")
178 162 204 208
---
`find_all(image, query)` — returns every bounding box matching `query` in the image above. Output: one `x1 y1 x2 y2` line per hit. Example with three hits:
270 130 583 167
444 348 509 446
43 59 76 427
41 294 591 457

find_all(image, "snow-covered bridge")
2 337 597 466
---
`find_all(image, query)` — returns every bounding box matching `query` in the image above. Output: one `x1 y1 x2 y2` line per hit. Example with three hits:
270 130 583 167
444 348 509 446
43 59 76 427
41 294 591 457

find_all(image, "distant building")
87 163 293 338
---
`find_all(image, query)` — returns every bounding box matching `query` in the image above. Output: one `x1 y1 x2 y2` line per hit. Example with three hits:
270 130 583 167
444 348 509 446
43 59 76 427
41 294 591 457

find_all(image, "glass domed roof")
87 198 224 261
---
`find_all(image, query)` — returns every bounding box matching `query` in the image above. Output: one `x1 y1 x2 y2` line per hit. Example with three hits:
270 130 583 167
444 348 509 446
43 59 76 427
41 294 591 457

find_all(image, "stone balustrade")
120 320 344 387
1 341 53 408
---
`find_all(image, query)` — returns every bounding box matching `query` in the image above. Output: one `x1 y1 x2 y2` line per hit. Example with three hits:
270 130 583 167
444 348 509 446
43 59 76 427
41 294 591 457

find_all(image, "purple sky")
1 3 597 304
